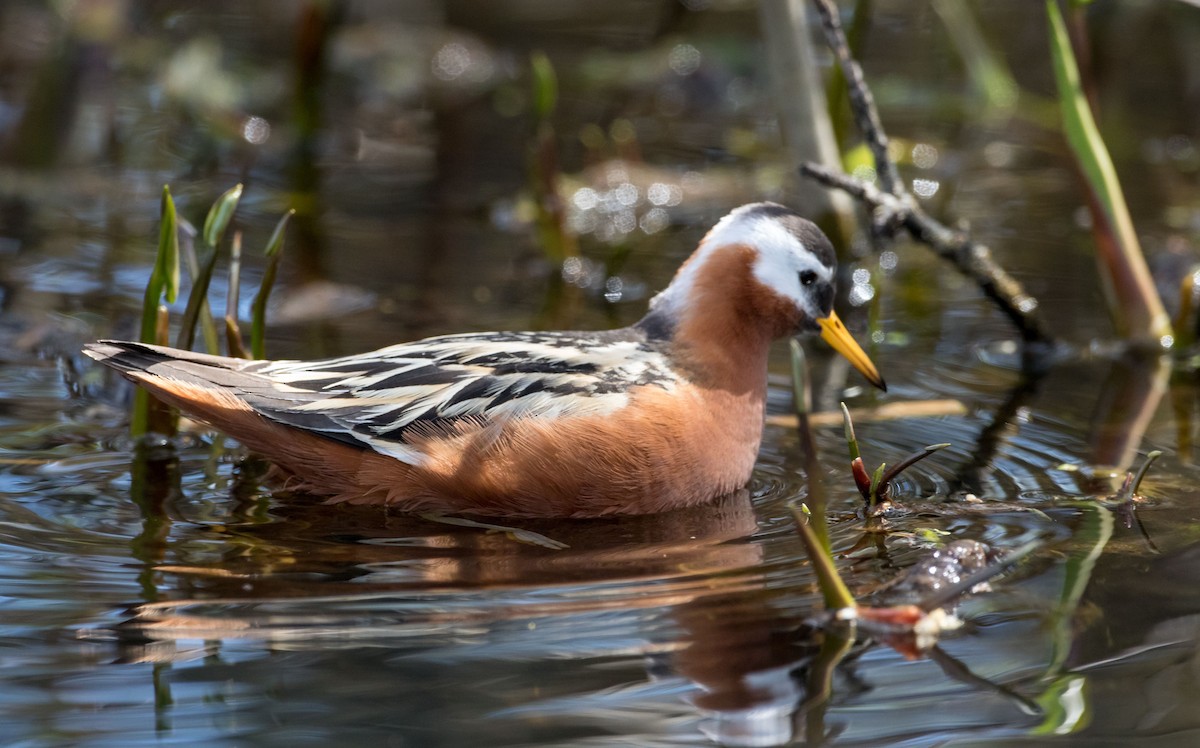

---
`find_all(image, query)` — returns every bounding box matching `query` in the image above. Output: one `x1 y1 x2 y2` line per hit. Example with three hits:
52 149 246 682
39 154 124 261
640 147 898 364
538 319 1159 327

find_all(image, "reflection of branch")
927 645 1043 716
950 369 1043 495
805 0 1052 346
1046 503 1112 677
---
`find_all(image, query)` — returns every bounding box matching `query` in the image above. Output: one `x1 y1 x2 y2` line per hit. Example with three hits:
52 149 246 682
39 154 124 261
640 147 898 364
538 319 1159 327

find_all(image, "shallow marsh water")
3 1 1200 746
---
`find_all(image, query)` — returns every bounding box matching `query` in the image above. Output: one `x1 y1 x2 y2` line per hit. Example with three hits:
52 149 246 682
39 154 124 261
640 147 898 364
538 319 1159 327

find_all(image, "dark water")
3 1 1200 745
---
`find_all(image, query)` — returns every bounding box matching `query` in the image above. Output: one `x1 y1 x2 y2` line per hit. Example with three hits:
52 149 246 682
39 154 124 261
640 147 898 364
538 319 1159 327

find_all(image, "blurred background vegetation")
1 0 1198 357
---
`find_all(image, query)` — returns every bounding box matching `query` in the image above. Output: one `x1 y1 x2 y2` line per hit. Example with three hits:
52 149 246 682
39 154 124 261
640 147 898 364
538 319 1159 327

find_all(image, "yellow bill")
817 312 886 391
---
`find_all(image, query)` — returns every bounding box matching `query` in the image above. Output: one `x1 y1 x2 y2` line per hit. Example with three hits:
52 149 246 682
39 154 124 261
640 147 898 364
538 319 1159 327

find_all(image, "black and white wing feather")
233 330 679 464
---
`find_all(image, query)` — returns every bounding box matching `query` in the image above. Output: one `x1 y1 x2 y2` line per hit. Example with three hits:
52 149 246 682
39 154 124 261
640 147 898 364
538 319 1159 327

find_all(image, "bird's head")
649 202 886 391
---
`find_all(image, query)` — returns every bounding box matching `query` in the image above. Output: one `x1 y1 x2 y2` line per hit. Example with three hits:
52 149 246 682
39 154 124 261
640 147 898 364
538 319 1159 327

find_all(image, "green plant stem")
789 339 811 417
179 231 222 355
251 209 293 360
1046 0 1170 343
790 502 856 610
225 231 250 359
139 187 178 343
801 626 856 745
868 462 886 509
175 243 223 352
132 188 179 438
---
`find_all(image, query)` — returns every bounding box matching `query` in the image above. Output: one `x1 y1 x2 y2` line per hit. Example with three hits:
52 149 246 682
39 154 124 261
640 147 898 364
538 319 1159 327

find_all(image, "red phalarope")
86 202 885 517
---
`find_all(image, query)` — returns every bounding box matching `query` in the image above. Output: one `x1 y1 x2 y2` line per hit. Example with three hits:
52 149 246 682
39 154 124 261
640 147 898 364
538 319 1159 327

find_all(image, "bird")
85 202 885 518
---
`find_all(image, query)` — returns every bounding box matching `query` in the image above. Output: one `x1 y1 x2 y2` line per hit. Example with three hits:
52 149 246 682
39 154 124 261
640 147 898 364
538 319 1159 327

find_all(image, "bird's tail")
83 341 262 388
83 340 377 495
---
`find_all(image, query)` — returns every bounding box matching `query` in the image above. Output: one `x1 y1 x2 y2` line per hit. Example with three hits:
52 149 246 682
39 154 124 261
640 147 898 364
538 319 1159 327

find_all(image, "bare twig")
810 0 900 194
804 0 1052 346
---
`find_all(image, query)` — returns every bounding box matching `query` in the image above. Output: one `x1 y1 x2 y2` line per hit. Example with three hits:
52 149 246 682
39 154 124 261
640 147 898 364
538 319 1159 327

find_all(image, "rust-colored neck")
667 244 800 393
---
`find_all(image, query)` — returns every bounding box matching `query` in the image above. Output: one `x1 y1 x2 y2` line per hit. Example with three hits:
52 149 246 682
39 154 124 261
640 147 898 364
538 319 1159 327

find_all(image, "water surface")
3 2 1200 745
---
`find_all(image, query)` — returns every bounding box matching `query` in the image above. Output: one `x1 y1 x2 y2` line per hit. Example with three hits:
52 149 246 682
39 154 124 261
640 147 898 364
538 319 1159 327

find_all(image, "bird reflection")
108 487 835 746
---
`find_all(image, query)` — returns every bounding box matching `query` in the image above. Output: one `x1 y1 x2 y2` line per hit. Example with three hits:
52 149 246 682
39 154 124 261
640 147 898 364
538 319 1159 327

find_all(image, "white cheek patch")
749 237 831 309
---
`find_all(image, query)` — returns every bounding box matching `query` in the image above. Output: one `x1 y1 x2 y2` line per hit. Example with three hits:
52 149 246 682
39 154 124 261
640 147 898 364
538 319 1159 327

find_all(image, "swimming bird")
85 202 884 518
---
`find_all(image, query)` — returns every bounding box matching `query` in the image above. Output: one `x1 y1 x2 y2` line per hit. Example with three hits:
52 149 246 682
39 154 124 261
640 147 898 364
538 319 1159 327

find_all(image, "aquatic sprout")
840 402 950 514
177 184 242 352
224 231 249 360
131 186 180 437
251 209 294 360
931 0 1019 113
130 184 292 435
1111 449 1162 532
787 392 1027 657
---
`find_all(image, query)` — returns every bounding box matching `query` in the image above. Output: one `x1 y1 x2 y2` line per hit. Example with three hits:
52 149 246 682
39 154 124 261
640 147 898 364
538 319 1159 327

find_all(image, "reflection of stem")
129 440 179 603
1170 370 1196 465
230 456 271 523
1027 503 1112 735
1087 352 1169 481
153 662 174 733
129 440 181 725
797 626 855 747
1046 503 1113 678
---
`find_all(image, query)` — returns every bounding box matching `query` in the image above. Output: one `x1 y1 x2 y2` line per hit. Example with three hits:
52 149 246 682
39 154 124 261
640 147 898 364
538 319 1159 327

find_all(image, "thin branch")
804 0 1053 347
803 163 1051 343
811 0 900 194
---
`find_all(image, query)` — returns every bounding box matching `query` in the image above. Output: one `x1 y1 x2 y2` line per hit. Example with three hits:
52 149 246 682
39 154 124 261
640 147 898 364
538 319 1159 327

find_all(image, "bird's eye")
799 270 818 287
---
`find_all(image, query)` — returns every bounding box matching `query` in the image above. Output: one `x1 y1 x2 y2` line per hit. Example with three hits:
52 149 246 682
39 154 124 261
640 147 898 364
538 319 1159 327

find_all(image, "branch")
811 0 900 195
804 163 1051 344
805 0 1052 347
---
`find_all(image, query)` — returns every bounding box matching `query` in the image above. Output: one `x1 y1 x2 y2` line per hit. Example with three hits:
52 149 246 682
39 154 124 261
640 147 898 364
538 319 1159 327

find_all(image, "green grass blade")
225 231 250 359
139 187 178 343
933 0 1019 112
158 190 179 305
132 187 180 437
202 184 243 249
251 209 293 359
1046 0 1170 343
178 225 221 354
175 243 222 351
